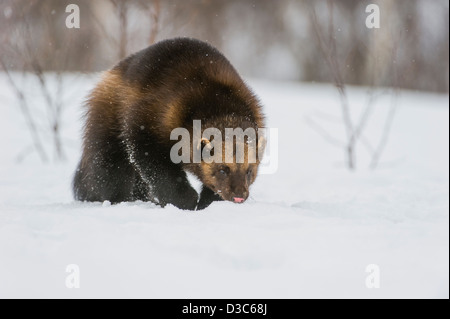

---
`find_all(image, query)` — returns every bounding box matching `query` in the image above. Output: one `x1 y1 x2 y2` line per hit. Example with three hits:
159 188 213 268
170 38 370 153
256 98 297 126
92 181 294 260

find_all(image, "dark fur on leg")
196 186 223 210
122 111 198 210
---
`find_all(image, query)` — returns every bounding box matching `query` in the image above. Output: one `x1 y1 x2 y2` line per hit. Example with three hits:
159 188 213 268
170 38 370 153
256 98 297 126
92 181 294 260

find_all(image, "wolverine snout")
230 188 248 203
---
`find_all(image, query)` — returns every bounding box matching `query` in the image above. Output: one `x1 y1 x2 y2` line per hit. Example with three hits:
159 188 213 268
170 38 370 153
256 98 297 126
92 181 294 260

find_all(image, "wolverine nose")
233 197 245 203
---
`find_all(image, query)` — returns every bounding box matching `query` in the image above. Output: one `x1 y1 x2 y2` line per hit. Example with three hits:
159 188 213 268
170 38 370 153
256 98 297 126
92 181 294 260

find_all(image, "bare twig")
353 89 378 140
370 86 399 169
0 58 48 162
110 0 129 59
4 2 70 162
308 1 401 171
369 39 400 169
149 0 160 45
309 0 355 169
305 115 346 149
91 11 119 48
359 134 375 155
310 110 343 124
23 30 65 160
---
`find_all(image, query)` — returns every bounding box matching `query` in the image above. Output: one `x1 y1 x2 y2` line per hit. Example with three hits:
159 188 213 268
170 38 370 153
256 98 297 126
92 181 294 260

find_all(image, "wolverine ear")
196 137 213 152
197 137 215 161
202 138 214 155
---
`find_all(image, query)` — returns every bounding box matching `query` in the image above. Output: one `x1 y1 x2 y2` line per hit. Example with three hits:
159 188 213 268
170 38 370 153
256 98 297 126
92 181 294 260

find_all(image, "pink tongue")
233 197 245 203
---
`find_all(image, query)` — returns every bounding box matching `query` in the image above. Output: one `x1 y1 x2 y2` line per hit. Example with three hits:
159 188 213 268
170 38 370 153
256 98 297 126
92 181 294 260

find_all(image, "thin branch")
310 110 343 124
305 115 347 149
15 144 35 163
20 15 56 130
309 1 355 169
109 0 129 60
359 134 375 155
353 89 377 140
149 0 160 45
0 58 48 162
370 41 401 170
8 3 70 162
370 88 399 169
91 11 119 48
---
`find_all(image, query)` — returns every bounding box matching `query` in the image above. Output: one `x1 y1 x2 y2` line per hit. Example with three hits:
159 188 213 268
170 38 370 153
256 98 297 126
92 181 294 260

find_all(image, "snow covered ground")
0 73 448 298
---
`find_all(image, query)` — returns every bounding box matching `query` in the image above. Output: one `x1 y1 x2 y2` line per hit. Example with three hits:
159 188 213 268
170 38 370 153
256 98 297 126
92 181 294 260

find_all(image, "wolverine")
73 38 265 210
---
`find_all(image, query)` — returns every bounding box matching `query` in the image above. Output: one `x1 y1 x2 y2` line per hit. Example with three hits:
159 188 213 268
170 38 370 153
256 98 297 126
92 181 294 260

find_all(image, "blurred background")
1 0 448 92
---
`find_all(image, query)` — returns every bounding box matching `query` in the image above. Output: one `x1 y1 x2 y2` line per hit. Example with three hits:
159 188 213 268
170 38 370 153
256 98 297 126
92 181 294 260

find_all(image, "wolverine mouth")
215 189 247 204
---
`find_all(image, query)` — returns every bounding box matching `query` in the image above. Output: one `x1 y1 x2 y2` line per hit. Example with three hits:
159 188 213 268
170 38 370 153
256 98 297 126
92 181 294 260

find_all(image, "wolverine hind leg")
72 150 137 203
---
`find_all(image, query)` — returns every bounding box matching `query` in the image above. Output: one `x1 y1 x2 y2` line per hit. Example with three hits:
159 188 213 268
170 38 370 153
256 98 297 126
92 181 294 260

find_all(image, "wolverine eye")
219 166 230 176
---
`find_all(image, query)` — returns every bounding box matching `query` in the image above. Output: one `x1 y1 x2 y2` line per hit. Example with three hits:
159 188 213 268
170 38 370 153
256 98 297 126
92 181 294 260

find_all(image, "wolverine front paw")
161 186 198 210
196 187 223 210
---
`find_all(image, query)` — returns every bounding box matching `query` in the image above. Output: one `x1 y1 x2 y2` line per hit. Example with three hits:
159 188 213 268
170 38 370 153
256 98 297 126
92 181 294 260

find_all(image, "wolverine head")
200 162 258 203
195 129 265 203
